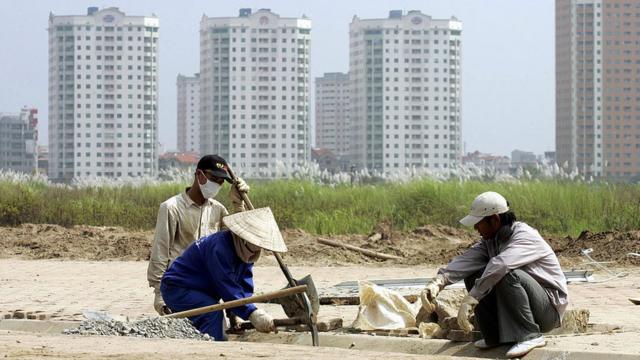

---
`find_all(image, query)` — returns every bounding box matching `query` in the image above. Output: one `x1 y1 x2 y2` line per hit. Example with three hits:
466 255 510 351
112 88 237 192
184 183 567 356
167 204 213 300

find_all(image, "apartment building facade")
177 73 200 154
200 8 311 177
556 0 640 180
0 108 38 173
349 10 462 172
48 7 159 181
315 72 350 163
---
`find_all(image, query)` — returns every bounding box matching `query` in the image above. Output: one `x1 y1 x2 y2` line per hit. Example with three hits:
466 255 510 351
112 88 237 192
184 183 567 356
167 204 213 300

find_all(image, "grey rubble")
63 317 211 341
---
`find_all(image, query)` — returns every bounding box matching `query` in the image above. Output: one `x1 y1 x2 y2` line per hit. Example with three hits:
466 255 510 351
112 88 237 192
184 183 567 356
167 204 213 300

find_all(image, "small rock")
549 309 590 335
435 289 467 324
418 322 441 339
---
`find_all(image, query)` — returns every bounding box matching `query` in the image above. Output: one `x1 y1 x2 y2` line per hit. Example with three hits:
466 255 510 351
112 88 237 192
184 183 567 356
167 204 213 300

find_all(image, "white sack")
351 280 420 330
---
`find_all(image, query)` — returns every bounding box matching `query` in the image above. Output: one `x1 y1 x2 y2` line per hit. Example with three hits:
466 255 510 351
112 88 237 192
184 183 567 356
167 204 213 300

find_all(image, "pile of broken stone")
63 317 211 341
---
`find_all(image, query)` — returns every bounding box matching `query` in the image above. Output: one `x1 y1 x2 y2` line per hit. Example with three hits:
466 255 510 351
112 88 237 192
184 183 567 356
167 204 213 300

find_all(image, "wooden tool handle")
163 285 308 319
238 317 306 330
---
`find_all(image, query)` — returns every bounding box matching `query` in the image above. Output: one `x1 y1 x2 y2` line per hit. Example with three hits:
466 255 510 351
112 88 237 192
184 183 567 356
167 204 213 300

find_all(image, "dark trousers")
464 269 560 344
161 282 226 341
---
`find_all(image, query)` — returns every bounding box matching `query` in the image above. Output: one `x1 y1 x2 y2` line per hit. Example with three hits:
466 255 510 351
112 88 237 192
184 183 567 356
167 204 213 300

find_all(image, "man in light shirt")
147 154 249 315
421 191 568 358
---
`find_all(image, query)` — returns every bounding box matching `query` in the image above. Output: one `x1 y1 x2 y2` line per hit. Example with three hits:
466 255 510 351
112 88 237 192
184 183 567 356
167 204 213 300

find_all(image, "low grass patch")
0 179 637 237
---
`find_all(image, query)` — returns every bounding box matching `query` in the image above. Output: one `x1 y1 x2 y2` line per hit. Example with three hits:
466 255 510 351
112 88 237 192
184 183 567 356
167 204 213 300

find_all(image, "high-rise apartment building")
48 7 159 181
200 8 311 177
0 107 38 173
177 73 200 154
315 72 350 161
556 0 640 180
349 10 462 172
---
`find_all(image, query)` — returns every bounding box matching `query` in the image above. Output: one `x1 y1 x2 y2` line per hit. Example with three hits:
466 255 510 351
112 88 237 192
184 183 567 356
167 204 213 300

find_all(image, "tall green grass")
1 179 638 236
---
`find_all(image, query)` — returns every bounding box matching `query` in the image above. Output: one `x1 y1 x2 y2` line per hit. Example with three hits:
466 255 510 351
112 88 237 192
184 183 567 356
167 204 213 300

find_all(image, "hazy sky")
0 1 555 157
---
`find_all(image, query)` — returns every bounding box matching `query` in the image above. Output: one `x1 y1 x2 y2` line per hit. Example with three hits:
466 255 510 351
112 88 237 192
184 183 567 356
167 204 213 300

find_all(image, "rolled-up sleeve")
147 203 178 290
468 233 552 300
438 240 489 285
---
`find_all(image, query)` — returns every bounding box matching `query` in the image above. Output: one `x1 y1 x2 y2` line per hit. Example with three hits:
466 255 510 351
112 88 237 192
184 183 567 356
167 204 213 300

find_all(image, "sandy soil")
1 223 639 266
0 330 488 360
1 259 639 327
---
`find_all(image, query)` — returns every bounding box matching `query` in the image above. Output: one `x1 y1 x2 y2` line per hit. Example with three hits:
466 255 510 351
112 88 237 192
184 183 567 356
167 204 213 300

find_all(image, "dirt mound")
549 230 640 265
1 223 637 266
0 223 152 261
256 224 477 266
0 223 476 265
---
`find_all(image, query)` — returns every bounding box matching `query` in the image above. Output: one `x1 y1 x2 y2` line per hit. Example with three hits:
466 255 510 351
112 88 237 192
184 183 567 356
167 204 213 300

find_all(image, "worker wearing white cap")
419 191 569 358
160 207 287 341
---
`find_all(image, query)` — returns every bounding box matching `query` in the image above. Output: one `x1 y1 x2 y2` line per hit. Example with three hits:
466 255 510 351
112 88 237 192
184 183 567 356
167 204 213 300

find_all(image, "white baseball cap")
459 191 509 227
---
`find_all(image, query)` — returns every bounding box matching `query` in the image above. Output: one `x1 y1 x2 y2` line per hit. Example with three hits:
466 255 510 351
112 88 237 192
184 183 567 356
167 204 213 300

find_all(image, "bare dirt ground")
1 223 639 266
1 223 639 358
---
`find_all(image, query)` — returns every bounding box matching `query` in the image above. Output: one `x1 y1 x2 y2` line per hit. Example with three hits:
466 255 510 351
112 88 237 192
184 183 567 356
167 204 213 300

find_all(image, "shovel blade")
276 275 320 318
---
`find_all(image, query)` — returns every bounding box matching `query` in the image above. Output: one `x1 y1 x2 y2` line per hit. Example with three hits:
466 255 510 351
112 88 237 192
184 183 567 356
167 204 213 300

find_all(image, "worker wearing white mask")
147 155 250 315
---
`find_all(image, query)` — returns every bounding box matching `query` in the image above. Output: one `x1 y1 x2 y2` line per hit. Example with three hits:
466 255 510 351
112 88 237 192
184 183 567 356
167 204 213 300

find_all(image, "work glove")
153 288 172 315
420 275 445 313
249 308 275 333
457 294 479 333
229 177 250 212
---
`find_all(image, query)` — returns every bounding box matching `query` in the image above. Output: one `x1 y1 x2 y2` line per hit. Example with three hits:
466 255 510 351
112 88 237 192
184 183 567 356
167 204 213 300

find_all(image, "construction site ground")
1 223 640 359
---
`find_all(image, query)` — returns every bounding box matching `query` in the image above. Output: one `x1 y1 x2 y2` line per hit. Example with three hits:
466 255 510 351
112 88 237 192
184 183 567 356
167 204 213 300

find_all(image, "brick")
12 310 25 319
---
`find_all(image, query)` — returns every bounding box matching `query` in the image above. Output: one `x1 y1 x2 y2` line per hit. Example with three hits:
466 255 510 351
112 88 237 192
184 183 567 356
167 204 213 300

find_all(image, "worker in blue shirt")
161 207 287 341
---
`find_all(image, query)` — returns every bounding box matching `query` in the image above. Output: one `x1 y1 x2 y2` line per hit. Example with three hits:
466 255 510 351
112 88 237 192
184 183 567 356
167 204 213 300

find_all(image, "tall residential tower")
48 7 159 181
315 72 351 162
176 73 200 154
200 8 311 177
349 10 462 172
0 108 38 173
556 0 640 180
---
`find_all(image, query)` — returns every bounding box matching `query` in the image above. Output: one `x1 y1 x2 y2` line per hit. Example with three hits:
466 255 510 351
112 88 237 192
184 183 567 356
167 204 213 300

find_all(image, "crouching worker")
421 192 569 358
160 207 287 341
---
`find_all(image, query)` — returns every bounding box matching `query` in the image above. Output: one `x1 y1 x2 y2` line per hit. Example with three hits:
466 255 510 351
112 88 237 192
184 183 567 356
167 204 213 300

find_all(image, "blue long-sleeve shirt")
161 230 257 320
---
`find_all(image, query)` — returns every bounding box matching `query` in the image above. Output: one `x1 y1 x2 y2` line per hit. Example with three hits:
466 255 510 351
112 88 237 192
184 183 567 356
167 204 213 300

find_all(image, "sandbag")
352 280 420 330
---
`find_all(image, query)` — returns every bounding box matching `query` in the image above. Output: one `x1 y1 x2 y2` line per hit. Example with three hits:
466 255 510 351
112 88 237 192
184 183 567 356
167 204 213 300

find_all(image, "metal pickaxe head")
272 274 320 319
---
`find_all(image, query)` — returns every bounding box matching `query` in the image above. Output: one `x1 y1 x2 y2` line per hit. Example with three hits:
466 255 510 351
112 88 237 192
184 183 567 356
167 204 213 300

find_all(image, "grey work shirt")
438 221 569 319
147 190 228 290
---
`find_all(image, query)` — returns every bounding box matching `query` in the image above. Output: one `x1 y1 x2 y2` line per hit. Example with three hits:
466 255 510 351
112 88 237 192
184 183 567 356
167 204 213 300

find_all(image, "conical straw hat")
222 207 287 253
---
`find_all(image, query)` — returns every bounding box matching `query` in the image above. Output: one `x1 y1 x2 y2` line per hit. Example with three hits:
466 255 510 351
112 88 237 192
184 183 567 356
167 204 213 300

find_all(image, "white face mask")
199 178 221 199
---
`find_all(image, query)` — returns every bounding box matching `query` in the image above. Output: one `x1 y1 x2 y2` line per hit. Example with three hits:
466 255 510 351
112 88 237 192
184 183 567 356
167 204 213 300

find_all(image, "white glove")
420 275 445 313
235 177 250 193
457 294 479 332
249 308 275 333
153 288 171 315
229 177 250 212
